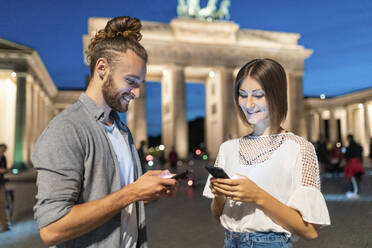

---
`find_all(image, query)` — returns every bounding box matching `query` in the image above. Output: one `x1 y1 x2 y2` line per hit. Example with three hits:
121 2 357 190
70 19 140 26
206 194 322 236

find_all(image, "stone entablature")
83 18 311 72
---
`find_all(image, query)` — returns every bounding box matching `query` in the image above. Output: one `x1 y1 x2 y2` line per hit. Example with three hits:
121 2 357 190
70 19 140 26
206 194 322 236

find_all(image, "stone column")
329 108 338 143
127 82 147 148
363 102 371 157
284 72 306 137
12 72 27 169
23 76 34 167
318 110 325 139
205 67 236 160
31 83 40 151
161 65 188 159
346 105 354 135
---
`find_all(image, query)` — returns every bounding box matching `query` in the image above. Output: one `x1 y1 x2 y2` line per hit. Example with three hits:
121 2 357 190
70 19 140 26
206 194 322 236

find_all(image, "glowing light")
11 72 17 78
195 149 201 156
148 161 154 167
320 94 326 100
202 155 208 160
336 142 341 148
146 155 154 161
209 71 215 78
187 178 194 187
148 147 155 152
12 169 19 174
155 146 160 151
162 69 168 76
159 145 165 151
358 103 363 109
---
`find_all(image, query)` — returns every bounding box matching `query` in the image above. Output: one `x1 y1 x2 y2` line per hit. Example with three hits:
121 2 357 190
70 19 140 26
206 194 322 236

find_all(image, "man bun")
104 16 143 41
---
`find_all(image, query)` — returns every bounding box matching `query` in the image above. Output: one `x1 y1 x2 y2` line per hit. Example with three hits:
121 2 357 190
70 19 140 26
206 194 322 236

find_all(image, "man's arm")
40 170 177 246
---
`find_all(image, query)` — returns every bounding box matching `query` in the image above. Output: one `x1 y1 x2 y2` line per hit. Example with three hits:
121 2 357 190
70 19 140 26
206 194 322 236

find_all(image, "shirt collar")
78 93 105 121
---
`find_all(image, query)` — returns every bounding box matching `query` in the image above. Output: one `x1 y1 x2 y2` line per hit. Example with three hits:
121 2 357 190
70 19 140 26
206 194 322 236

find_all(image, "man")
32 16 177 248
0 143 9 232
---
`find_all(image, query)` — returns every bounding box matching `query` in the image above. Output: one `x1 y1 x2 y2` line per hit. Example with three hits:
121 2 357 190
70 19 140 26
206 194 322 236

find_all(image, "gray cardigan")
32 93 147 248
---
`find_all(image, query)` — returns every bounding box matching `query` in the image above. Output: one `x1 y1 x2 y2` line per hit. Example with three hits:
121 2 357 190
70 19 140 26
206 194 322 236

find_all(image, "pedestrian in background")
344 134 364 199
0 143 9 233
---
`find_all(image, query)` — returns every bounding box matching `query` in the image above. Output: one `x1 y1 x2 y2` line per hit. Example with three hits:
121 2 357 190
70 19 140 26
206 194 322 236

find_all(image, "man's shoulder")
52 100 93 128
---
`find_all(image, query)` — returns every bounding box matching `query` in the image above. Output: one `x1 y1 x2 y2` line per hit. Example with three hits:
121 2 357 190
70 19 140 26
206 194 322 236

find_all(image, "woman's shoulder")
220 138 239 148
286 132 315 151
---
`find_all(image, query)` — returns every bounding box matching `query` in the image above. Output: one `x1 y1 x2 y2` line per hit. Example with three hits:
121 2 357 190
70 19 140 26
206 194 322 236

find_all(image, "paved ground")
1 159 372 248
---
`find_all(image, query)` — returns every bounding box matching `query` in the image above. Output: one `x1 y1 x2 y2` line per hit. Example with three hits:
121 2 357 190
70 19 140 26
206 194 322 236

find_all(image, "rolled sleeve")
32 118 85 228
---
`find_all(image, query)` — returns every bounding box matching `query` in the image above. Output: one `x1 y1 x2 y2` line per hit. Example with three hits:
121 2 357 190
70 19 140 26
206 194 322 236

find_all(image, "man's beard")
102 74 128 113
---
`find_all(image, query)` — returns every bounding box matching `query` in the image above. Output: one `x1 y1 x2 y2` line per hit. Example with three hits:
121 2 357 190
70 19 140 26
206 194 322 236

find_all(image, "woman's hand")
210 175 264 204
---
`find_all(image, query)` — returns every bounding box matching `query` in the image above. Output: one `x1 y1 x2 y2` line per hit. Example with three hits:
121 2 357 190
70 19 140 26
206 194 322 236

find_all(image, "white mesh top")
203 132 331 237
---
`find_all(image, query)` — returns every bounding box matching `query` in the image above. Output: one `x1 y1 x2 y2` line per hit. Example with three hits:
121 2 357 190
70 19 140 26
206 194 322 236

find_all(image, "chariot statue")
177 0 231 21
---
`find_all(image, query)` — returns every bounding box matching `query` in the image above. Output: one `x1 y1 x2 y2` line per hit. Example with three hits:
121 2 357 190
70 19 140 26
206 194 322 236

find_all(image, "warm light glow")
187 178 194 187
11 72 17 78
358 103 363 109
162 69 168 76
336 142 341 148
148 161 154 167
209 71 215 78
159 145 165 151
195 149 201 156
146 154 154 161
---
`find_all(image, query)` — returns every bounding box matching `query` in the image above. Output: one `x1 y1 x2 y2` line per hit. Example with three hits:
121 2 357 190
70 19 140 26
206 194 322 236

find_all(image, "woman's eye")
239 91 248 97
254 94 264 98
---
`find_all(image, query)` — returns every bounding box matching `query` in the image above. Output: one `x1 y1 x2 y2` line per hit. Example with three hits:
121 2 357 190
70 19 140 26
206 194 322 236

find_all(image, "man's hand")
131 170 178 202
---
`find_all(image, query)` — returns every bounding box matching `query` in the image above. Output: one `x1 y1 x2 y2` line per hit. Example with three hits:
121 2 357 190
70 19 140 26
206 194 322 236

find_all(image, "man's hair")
85 16 148 76
234 58 288 133
0 144 7 149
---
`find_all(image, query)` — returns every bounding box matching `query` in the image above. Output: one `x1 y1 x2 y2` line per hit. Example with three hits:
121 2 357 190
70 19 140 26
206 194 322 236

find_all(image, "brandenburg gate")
83 18 312 159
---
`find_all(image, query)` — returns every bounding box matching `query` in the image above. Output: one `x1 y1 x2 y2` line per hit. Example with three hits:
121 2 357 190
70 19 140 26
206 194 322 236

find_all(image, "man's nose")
131 87 140 98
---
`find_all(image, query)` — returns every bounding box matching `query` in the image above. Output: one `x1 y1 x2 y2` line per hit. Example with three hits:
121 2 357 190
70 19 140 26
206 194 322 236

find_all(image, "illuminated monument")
1 4 371 167
83 16 312 159
0 38 58 168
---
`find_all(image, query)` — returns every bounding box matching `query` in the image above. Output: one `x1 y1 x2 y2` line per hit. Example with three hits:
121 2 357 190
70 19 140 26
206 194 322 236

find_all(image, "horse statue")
177 0 231 21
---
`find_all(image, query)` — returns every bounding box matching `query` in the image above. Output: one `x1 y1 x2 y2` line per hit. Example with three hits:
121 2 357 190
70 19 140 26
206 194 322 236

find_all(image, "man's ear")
95 58 110 81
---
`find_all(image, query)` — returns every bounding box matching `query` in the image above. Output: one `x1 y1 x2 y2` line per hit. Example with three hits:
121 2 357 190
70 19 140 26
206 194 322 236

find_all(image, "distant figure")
369 138 372 161
329 142 343 174
315 135 329 173
137 141 147 174
0 143 9 232
168 146 178 169
344 134 364 199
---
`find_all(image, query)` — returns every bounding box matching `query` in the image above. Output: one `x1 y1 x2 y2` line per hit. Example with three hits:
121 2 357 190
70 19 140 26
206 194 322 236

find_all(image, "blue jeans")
224 230 293 248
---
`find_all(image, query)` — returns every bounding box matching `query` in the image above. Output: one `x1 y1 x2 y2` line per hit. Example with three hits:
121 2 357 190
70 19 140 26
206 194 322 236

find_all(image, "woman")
203 59 330 247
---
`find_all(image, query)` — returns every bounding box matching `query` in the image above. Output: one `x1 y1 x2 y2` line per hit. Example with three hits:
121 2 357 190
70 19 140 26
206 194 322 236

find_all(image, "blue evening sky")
1 0 371 135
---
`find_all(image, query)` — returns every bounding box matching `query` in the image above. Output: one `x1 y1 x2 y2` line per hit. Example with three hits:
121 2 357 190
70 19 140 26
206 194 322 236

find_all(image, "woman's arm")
212 177 320 240
210 195 226 220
